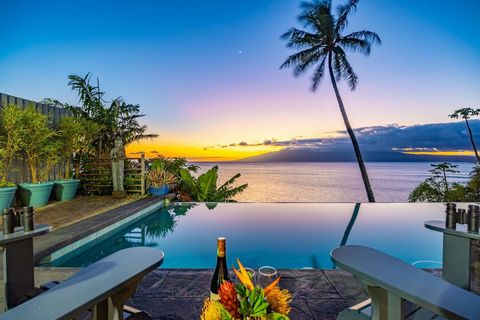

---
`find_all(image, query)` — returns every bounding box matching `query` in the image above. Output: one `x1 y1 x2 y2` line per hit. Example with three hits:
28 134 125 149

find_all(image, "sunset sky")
1 0 479 161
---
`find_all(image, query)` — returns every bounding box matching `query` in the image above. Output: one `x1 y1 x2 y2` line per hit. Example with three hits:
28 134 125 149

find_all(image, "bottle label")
210 292 219 301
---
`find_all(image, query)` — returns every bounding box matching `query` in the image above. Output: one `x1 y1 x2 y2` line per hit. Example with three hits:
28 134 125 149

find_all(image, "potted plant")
146 168 177 196
52 117 100 201
17 106 58 208
0 104 26 210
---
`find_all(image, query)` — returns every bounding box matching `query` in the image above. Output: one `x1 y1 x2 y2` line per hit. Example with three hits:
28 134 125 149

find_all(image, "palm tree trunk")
442 169 449 195
328 53 375 202
465 119 480 162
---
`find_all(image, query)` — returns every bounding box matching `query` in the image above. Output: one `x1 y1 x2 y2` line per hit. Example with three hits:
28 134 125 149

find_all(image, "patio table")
425 220 480 294
0 224 51 310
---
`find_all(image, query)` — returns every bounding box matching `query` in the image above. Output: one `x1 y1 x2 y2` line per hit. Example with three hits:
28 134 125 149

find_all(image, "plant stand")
425 220 480 294
0 225 51 310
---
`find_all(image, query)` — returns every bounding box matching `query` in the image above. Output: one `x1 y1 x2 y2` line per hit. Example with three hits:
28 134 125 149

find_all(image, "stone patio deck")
128 268 368 320
19 267 366 319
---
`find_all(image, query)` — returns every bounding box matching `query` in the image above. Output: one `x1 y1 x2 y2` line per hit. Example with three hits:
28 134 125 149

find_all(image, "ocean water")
197 162 474 202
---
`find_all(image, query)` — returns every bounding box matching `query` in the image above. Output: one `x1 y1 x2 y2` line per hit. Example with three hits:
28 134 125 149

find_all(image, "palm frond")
333 46 358 90
338 31 381 55
335 0 359 34
299 1 334 38
216 183 248 202
311 56 327 91
280 47 327 76
280 28 322 49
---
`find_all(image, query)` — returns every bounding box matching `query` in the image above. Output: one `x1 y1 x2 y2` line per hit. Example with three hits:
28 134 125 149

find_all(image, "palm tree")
43 73 158 156
280 0 381 202
449 107 480 162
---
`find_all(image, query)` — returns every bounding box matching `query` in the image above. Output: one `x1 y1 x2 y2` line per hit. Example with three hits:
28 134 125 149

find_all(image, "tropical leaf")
197 166 219 201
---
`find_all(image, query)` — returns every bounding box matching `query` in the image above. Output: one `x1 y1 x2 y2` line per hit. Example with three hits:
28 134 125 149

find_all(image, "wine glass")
231 267 256 284
258 266 278 288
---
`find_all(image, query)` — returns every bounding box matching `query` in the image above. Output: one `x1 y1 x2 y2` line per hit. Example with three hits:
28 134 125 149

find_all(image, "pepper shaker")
2 208 15 234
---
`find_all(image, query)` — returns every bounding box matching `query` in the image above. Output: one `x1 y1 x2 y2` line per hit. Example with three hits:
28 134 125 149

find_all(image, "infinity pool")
44 202 446 269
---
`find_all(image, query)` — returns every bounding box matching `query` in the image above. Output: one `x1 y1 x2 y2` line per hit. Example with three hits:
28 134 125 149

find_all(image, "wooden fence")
0 93 73 183
80 156 146 195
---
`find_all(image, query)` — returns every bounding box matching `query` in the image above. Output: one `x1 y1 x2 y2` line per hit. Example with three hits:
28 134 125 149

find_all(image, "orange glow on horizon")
404 150 475 157
126 142 282 162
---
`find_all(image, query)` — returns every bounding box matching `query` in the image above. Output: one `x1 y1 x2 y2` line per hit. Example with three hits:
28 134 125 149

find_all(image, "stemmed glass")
231 267 256 284
258 266 278 288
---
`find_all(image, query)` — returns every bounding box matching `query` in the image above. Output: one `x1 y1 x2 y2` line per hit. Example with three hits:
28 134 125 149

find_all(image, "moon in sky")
238 50 243 54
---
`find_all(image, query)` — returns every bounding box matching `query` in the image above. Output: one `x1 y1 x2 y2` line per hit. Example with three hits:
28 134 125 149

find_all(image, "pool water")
44 202 446 269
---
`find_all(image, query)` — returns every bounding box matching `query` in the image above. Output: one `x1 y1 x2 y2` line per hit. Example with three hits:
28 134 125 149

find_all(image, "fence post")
140 154 146 195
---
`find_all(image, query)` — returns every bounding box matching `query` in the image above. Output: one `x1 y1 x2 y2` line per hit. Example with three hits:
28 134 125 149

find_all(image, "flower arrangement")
201 259 292 320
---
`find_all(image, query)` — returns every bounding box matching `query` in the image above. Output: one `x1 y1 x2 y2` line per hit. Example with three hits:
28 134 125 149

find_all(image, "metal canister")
2 208 15 234
468 205 480 233
22 206 34 232
445 203 457 229
13 209 22 228
16 208 24 227
458 209 468 225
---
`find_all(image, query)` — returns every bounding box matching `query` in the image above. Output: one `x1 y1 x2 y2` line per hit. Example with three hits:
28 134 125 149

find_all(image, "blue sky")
1 0 479 159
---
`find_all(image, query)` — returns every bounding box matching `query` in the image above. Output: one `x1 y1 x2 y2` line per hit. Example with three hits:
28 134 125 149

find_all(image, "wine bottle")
210 237 230 300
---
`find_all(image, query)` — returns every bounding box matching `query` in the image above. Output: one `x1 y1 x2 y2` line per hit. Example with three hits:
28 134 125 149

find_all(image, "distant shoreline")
192 160 476 165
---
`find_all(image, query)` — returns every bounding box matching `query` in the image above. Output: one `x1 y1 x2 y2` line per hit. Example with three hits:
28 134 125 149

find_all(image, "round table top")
0 224 52 245
425 220 480 240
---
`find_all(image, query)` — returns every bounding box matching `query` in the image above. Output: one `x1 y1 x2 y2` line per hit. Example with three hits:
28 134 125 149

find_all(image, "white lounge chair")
331 245 480 320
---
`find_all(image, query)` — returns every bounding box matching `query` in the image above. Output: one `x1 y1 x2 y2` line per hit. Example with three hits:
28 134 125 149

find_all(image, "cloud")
223 120 480 152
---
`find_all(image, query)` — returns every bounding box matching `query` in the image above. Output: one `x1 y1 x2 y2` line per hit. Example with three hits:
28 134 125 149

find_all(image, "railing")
80 155 146 195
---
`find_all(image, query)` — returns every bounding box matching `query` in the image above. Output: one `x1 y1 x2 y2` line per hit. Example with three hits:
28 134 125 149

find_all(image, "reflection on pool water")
43 202 447 269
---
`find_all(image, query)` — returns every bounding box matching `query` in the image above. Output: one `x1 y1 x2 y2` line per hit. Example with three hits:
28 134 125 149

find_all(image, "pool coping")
33 196 169 263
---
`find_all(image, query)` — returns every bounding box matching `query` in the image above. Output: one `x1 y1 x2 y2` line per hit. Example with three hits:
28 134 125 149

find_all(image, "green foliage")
0 104 26 181
21 106 59 183
58 117 101 179
215 302 234 320
449 107 480 120
0 180 16 188
145 168 177 188
178 166 247 202
43 73 157 156
266 313 291 320
143 210 177 238
408 178 443 202
410 163 480 202
236 286 269 317
149 156 198 178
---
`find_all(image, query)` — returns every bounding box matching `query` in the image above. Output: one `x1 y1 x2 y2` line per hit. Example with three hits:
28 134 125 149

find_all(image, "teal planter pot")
147 185 170 196
18 182 54 208
0 187 17 211
52 179 80 201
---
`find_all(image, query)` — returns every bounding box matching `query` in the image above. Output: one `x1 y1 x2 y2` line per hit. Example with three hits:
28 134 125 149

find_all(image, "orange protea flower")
200 298 221 320
266 286 292 315
219 281 240 318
